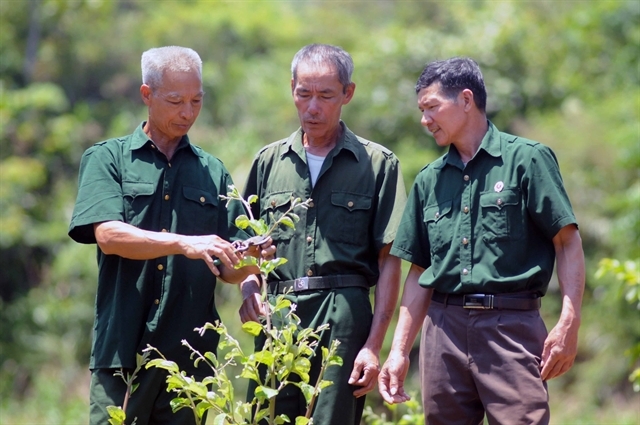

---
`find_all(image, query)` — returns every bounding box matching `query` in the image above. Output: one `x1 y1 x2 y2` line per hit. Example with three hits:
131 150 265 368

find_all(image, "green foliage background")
1 0 639 423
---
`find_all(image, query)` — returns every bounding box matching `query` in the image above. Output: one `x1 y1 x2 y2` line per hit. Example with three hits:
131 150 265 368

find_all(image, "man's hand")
540 320 579 380
348 347 380 398
378 350 411 404
239 276 266 323
180 234 241 276
242 236 276 262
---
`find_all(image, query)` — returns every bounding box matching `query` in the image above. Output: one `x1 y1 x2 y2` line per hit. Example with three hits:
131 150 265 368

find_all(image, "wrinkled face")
291 62 354 141
141 68 204 143
417 82 467 148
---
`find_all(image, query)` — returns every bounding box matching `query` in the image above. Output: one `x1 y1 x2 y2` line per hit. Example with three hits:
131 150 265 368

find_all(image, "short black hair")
415 57 486 112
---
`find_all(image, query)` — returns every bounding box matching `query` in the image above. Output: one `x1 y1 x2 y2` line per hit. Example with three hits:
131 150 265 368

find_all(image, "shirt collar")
282 121 361 162
129 121 200 157
440 120 501 169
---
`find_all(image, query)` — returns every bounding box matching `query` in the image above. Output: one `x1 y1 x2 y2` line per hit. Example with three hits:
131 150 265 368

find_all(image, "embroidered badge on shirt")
494 181 504 192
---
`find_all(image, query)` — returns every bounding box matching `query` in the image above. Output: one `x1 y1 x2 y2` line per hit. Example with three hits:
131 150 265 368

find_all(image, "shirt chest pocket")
262 192 295 242
423 201 453 254
122 181 155 227
181 186 219 235
329 192 373 246
479 188 523 241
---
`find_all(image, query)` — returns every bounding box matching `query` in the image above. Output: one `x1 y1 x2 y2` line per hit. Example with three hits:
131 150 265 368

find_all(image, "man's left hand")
540 321 579 380
348 347 380 397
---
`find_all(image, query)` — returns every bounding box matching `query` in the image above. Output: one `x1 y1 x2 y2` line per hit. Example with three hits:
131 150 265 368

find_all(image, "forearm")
363 248 402 354
553 225 585 327
389 263 431 356
94 221 185 259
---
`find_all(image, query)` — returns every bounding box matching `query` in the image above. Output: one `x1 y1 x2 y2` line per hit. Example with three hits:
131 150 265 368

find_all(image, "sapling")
108 186 343 425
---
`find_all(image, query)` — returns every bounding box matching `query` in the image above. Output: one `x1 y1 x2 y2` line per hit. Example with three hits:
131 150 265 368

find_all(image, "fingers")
378 367 410 404
352 366 379 397
239 292 266 323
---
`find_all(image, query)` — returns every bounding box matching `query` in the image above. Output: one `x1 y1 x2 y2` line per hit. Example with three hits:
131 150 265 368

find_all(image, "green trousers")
248 286 373 425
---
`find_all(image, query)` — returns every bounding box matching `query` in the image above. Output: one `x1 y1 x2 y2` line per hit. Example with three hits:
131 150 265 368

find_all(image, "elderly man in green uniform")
238 44 407 425
378 57 585 424
69 46 272 425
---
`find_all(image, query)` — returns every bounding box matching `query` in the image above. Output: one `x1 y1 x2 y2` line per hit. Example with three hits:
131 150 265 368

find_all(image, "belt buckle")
463 294 494 309
294 277 309 292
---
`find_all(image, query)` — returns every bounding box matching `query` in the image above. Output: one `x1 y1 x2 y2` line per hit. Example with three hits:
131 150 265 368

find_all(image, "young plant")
108 186 343 425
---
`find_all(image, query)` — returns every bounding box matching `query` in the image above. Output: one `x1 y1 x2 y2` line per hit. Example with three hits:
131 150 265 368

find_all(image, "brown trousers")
420 301 550 425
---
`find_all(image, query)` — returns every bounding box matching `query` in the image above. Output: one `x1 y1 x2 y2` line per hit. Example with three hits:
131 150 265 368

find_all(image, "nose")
307 97 321 116
421 111 432 127
180 103 195 120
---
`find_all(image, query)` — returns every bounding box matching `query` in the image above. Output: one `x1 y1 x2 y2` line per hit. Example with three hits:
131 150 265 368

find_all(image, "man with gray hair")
69 46 273 425
238 43 407 424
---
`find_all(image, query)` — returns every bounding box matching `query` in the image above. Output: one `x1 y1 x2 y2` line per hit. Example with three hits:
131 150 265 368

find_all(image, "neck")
453 116 488 164
303 126 342 156
143 122 182 160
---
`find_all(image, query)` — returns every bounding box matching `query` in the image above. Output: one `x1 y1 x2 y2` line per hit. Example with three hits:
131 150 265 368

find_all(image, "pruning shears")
212 235 271 267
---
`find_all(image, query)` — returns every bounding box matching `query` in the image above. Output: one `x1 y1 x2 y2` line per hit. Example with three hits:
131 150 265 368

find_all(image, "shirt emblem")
494 181 504 193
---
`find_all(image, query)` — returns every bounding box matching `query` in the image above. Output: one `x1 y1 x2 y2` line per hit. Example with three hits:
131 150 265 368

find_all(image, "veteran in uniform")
378 57 585 425
238 44 407 425
69 46 272 425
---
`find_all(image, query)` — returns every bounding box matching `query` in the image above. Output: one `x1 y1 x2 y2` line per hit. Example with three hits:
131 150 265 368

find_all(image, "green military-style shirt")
69 123 247 375
244 122 407 284
391 121 577 295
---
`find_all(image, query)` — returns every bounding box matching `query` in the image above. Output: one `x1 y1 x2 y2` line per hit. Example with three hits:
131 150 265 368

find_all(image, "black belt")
431 291 541 310
268 275 370 294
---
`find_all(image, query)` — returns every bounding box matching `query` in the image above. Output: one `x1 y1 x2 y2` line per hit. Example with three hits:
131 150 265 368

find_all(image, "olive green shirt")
243 122 407 284
390 122 577 295
68 123 247 375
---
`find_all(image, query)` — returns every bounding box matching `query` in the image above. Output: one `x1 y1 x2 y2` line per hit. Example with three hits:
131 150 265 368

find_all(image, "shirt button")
306 236 312 243
161 228 167 233
154 299 160 305
497 198 503 206
157 264 164 271
462 237 469 245
463 206 469 214
464 175 470 181
151 144 156 149
164 194 170 201
168 163 172 167
462 268 469 275
308 201 314 208
347 201 354 208
200 196 205 203
435 212 440 219
306 269 313 277
271 200 276 207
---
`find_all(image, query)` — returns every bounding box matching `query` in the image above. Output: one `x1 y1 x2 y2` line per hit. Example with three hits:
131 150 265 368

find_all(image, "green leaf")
146 359 180 373
255 385 279 401
212 413 228 425
248 194 259 204
241 321 263 337
235 214 250 229
295 417 311 425
279 216 295 229
106 406 126 425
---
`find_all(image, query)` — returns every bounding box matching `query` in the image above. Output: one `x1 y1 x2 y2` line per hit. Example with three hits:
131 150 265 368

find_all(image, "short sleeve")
374 156 407 251
68 143 125 244
524 144 577 240
390 173 432 269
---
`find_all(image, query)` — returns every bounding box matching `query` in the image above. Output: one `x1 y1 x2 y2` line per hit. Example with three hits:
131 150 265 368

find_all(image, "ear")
290 78 296 95
140 84 152 106
461 88 475 112
342 82 356 105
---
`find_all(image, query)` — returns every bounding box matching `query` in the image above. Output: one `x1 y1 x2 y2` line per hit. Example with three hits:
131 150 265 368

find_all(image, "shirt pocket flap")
183 186 218 207
122 181 155 198
265 192 293 211
424 201 452 223
480 189 519 210
331 192 372 212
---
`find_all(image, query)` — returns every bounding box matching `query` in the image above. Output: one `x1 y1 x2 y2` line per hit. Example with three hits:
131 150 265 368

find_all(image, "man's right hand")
239 276 267 323
378 350 412 404
180 234 241 276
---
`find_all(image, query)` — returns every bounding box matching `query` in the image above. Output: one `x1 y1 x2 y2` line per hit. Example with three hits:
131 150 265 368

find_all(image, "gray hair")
141 46 202 90
291 44 354 92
